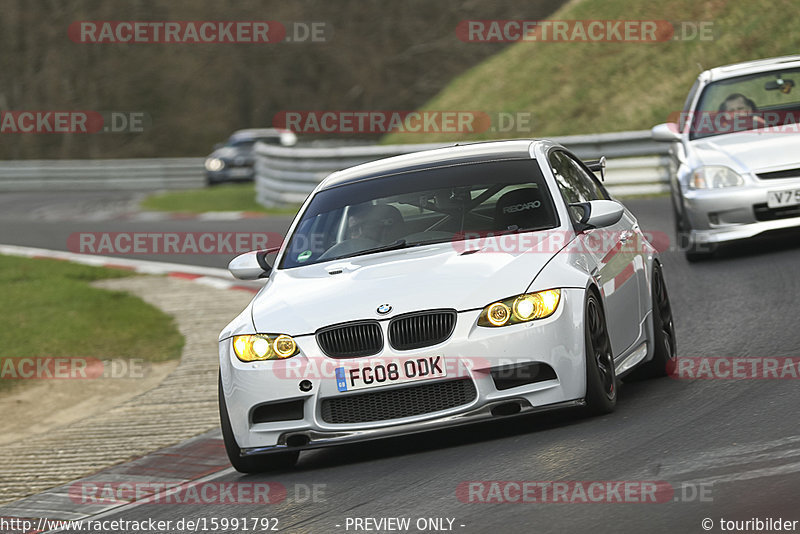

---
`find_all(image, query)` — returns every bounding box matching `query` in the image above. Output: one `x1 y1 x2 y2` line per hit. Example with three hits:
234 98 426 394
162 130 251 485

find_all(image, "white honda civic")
218 139 676 472
652 55 800 260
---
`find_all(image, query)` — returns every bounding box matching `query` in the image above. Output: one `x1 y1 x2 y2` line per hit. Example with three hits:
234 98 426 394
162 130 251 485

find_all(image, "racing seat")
493 187 551 232
348 203 406 243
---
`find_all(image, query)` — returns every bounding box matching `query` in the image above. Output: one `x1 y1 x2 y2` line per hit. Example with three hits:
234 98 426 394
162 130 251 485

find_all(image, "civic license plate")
767 189 800 208
335 356 447 392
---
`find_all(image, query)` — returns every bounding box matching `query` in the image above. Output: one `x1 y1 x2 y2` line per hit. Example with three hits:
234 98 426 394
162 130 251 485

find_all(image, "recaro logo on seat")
502 201 541 214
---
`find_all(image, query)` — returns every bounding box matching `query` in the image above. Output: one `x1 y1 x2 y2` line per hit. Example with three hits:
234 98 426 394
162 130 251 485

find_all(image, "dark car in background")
205 128 297 185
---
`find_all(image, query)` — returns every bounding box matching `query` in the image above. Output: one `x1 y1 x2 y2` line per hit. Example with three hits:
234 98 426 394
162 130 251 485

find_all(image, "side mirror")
651 123 681 142
228 248 278 280
570 200 625 230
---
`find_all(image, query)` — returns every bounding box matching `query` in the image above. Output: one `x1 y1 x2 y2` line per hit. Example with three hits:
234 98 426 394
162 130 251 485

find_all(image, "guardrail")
254 130 670 206
0 158 204 191
0 131 669 198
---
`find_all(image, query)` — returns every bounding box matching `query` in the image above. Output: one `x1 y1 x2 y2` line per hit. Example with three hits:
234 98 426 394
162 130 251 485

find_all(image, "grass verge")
140 183 300 215
0 255 184 393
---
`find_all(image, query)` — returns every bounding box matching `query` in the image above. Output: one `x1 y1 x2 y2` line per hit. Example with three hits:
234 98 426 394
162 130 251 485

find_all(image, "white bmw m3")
218 139 676 472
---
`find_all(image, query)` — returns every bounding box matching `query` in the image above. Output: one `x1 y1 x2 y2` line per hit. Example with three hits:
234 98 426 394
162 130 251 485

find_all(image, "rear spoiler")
585 156 606 181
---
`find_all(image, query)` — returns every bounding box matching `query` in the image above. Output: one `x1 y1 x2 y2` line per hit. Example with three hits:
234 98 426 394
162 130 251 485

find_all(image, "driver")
718 93 766 130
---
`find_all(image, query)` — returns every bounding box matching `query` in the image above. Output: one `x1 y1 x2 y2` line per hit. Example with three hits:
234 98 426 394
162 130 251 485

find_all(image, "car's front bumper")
219 288 588 455
240 398 585 456
683 179 800 244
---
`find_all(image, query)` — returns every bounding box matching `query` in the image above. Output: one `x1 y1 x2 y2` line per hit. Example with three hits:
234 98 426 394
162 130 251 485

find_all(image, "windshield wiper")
407 238 452 247
496 225 539 235
327 239 409 261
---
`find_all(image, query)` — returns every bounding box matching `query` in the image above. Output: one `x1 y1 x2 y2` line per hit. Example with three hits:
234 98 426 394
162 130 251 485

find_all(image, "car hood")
250 236 566 335
691 132 800 173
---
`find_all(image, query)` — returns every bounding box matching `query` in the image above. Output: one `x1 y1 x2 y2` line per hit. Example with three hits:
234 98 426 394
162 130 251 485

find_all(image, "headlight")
205 157 225 172
232 334 298 361
478 289 561 327
690 166 744 189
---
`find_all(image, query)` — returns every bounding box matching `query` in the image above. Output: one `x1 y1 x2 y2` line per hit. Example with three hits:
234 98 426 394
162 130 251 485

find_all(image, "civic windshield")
690 67 800 139
279 158 558 269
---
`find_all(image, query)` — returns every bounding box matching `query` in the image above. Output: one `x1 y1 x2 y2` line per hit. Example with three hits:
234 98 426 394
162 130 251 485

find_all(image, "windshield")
279 158 558 269
690 67 800 139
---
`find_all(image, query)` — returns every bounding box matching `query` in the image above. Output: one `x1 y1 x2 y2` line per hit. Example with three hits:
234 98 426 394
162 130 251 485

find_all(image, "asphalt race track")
2 192 799 533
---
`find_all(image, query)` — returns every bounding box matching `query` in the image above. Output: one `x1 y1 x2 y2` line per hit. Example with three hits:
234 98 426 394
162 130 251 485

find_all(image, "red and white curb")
0 244 262 294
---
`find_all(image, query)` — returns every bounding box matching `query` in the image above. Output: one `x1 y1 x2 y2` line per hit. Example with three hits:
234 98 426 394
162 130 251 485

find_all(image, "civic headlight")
232 334 297 361
478 289 561 327
690 166 744 189
205 157 225 172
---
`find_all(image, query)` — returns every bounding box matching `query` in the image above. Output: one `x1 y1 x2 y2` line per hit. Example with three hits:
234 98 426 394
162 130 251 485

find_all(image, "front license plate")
767 189 800 208
335 356 447 392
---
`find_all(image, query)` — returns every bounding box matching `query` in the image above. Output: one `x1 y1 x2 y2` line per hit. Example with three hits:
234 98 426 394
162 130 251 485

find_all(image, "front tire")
219 374 299 473
674 204 716 261
583 292 617 415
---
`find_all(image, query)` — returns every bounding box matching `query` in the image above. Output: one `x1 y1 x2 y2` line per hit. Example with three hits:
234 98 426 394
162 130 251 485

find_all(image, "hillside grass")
384 0 800 143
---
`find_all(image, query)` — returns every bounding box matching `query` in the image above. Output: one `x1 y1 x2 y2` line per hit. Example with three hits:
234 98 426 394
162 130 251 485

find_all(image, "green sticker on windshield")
297 250 312 262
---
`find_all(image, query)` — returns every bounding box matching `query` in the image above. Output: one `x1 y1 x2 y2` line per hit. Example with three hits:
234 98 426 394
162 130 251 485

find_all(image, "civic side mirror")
651 123 681 142
570 200 625 230
228 248 279 280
